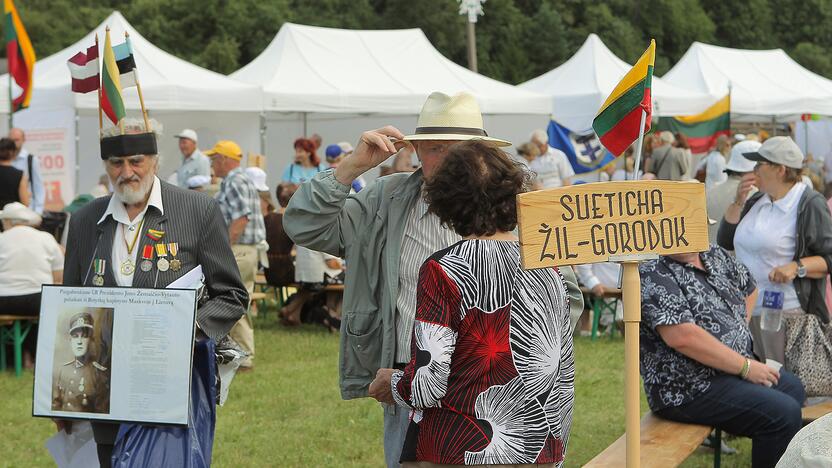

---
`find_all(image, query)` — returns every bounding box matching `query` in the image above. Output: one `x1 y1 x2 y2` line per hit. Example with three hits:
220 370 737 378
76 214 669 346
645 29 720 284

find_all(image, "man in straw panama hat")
284 91 583 467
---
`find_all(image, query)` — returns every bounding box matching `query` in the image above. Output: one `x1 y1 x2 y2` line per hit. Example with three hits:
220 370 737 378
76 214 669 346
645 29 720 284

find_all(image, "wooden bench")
0 315 38 378
802 399 832 425
585 412 720 468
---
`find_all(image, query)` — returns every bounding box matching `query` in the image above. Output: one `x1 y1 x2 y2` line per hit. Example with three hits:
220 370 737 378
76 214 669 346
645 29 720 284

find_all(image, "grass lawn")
1 308 752 467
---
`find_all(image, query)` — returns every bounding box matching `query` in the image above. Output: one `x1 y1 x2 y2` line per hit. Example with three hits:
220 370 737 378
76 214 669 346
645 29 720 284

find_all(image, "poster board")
517 180 709 269
33 286 197 426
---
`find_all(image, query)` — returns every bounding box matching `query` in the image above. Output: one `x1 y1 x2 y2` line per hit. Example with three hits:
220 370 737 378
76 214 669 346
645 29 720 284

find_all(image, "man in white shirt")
9 127 45 214
174 129 211 188
529 128 574 188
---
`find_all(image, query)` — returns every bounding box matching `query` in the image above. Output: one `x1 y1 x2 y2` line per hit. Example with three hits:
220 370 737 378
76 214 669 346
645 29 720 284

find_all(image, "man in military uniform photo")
51 311 111 414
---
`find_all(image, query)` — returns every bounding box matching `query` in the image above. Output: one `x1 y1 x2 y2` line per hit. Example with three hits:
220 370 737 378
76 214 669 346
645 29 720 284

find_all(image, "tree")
521 1 570 81
791 42 832 79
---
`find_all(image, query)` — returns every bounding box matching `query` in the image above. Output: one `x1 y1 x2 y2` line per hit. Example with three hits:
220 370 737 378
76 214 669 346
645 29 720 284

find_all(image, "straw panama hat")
403 92 511 147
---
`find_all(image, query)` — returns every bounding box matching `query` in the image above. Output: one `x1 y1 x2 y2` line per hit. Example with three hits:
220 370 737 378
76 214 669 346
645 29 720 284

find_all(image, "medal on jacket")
168 242 181 272
121 220 144 276
155 243 170 272
140 245 154 272
92 259 106 286
146 228 165 241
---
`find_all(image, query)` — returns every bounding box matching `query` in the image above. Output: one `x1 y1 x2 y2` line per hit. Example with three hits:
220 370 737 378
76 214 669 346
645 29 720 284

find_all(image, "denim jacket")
284 169 584 399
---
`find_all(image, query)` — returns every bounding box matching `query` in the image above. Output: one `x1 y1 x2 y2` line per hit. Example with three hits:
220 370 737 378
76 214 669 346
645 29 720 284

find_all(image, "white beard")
113 173 155 204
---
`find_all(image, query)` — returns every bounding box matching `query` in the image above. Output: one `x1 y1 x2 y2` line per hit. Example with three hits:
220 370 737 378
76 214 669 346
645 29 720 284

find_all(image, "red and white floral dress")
391 239 574 466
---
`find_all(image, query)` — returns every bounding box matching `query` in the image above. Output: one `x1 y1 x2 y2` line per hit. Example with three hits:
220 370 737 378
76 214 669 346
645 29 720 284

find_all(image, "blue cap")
325 144 344 160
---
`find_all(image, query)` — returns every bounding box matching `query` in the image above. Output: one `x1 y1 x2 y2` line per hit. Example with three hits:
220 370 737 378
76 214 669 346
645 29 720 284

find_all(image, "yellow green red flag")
4 0 35 112
592 39 655 156
101 29 126 126
656 94 730 153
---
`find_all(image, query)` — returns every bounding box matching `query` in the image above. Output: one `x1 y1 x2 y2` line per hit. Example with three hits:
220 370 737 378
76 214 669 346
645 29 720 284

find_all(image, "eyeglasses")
106 155 149 168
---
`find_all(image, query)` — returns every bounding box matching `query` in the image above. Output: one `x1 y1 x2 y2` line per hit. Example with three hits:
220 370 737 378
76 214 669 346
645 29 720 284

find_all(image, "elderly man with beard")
284 92 584 468
60 119 247 467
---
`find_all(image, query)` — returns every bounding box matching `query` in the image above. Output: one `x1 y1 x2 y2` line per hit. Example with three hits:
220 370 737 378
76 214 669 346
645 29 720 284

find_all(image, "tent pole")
303 112 308 137
771 116 777 136
260 111 266 157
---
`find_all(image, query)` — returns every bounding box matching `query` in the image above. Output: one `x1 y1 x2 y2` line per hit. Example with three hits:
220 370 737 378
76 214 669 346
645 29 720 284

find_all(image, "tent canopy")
662 42 832 117
0 11 262 112
231 23 550 115
520 34 714 132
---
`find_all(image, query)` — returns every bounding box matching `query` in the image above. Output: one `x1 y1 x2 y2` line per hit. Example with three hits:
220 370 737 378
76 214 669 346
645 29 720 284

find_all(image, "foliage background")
4 0 832 83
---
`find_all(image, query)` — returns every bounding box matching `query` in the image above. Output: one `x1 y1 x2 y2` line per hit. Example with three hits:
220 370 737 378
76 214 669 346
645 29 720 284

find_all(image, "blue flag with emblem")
547 120 615 175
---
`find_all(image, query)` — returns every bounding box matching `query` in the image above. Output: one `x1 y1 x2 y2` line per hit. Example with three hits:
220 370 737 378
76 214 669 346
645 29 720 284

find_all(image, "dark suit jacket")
62 180 248 445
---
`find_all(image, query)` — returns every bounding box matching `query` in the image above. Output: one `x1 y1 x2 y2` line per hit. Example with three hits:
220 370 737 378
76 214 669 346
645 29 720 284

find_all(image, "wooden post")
622 261 641 467
96 33 103 136
466 21 477 72
125 32 151 132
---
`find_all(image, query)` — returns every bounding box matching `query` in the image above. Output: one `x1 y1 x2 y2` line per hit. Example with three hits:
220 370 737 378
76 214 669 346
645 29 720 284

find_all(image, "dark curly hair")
424 141 531 237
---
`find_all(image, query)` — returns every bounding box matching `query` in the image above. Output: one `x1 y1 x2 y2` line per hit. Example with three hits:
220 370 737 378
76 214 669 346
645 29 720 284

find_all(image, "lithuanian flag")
592 40 655 156
101 29 126 126
4 0 35 112
656 94 730 154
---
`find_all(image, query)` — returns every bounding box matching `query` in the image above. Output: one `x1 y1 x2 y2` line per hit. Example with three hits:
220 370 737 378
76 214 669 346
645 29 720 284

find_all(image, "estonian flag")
113 36 137 88
547 120 616 175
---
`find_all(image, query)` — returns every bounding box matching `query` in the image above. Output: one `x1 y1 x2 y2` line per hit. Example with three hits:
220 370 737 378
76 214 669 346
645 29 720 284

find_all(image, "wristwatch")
797 260 807 278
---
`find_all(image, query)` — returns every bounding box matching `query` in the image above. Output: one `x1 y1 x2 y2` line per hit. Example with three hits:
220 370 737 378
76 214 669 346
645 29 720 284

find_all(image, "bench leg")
590 298 600 341
13 320 22 377
713 428 721 468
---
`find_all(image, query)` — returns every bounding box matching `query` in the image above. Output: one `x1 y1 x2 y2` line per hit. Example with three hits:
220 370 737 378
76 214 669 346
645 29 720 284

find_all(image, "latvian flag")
67 43 99 94
113 36 136 88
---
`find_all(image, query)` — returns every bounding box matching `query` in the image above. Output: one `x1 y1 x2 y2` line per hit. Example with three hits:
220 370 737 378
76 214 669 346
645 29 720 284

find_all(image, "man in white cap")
706 139 760 242
174 129 210 188
283 92 583 468
529 128 574 188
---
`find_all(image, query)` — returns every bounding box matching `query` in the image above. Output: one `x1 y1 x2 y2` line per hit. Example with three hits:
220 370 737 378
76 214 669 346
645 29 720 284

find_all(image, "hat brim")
742 151 769 163
402 133 511 147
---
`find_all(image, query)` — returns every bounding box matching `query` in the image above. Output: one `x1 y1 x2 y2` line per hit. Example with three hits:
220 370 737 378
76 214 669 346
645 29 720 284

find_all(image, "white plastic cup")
765 359 783 372
760 308 782 332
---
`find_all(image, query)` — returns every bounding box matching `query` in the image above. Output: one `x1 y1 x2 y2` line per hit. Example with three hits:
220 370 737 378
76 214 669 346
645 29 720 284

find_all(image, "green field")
0 310 752 467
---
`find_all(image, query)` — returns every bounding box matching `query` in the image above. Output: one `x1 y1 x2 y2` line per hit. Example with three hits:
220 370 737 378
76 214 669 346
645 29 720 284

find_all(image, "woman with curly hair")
369 140 575 467
281 137 329 184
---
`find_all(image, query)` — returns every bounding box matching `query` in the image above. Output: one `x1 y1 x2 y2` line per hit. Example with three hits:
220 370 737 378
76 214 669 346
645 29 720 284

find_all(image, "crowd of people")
3 90 832 467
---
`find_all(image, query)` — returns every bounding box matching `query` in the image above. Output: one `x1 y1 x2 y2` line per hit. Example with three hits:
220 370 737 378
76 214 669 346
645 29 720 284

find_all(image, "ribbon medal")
93 259 106 286
168 242 181 272
155 243 170 272
146 228 165 242
140 245 154 272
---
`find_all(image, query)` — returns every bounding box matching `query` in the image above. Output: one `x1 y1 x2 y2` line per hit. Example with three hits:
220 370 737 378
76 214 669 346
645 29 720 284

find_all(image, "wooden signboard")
517 180 709 269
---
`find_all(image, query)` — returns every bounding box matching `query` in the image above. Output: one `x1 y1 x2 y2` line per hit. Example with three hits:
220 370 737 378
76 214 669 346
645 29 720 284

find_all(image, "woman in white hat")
0 202 64 368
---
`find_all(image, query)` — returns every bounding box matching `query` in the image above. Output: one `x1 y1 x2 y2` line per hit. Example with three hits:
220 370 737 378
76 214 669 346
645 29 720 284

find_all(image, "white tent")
662 42 832 119
231 23 552 188
519 34 715 132
0 11 263 207
231 22 549 115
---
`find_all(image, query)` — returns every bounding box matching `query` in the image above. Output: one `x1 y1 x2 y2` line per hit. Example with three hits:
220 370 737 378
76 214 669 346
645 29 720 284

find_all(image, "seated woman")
264 183 297 288
279 245 343 331
369 141 574 467
281 138 329 184
0 202 63 368
640 247 805 466
718 136 832 395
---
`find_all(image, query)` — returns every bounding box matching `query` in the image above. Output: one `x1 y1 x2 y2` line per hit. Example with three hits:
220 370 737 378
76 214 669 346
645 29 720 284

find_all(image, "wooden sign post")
517 180 709 467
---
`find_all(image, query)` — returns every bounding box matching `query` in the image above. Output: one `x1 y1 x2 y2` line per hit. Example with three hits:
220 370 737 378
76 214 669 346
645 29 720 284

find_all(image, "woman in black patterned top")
369 141 574 467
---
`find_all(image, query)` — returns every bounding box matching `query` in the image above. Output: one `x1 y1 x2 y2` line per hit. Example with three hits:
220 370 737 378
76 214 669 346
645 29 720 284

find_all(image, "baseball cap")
325 144 344 161
175 129 198 143
244 166 269 192
205 140 243 161
725 140 762 173
733 134 746 142
743 136 803 169
337 141 354 154
186 175 211 189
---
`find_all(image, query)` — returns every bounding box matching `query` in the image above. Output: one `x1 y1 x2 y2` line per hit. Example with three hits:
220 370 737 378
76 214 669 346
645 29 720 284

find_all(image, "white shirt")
575 262 621 290
395 194 461 362
529 146 575 189
0 225 63 296
295 246 342 283
97 176 164 287
735 183 806 313
698 151 728 189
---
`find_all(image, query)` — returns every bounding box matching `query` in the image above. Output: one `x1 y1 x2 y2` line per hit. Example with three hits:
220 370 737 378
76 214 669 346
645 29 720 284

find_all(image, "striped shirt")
395 194 461 363
215 167 266 246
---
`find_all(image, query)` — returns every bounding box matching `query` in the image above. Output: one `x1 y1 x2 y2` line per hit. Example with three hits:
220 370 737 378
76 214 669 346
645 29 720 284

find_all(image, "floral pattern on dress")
392 240 573 466
639 245 756 411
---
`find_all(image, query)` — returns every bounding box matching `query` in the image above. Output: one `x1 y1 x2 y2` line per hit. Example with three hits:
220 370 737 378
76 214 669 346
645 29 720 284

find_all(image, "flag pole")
631 109 647 182
124 32 151 132
7 64 11 131
96 33 103 137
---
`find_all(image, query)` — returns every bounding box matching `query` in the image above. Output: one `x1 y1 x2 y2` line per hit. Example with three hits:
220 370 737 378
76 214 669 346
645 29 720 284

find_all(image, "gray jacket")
284 169 584 399
717 188 832 323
